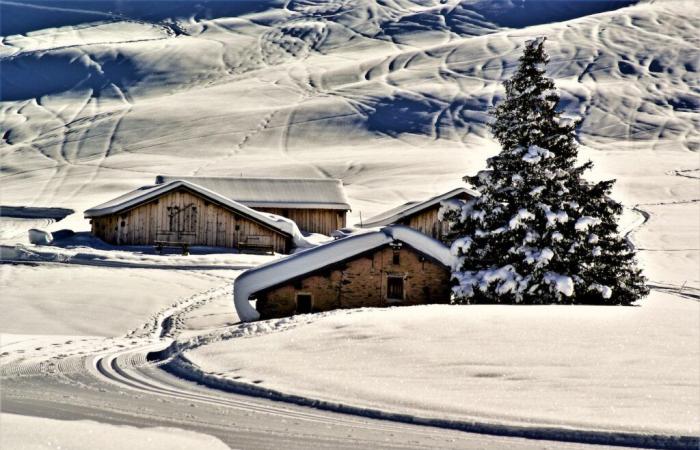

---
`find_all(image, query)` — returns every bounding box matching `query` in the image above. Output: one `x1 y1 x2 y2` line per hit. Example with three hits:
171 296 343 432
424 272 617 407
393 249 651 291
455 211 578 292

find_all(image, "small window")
387 276 404 301
392 251 400 265
296 294 312 314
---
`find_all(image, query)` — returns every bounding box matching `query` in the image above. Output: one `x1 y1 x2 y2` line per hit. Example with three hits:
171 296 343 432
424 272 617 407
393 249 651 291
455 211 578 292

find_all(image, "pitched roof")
155 176 351 210
358 187 478 228
84 180 293 237
233 225 454 321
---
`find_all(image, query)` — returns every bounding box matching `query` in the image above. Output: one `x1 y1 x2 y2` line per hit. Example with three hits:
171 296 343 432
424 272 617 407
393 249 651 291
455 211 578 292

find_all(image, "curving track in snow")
0 276 659 450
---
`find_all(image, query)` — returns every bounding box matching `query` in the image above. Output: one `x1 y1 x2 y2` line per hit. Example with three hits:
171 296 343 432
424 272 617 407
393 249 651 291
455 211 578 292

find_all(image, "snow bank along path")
232 225 454 321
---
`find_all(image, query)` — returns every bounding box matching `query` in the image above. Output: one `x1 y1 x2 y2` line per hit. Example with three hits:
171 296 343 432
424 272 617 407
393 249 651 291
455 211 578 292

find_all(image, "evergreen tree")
442 37 648 305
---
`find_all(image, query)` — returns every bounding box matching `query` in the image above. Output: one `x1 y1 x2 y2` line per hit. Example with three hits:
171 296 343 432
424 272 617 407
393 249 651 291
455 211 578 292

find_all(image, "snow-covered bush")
446 37 648 305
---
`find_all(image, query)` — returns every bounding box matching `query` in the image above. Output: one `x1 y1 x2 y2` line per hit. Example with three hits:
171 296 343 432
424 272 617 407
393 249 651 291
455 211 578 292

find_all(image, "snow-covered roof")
84 180 294 237
155 176 351 210
233 225 454 321
358 187 478 228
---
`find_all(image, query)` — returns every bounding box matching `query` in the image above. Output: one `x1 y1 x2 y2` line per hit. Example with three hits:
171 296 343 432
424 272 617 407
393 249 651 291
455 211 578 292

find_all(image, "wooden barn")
84 180 294 253
232 226 454 321
358 187 477 241
155 176 350 236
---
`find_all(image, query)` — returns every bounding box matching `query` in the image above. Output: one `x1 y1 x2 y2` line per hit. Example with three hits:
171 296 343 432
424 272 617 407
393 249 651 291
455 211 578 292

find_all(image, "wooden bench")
154 241 190 256
238 235 274 254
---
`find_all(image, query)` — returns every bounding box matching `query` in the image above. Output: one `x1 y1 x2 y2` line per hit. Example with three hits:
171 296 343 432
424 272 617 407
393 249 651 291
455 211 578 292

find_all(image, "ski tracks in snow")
624 167 700 301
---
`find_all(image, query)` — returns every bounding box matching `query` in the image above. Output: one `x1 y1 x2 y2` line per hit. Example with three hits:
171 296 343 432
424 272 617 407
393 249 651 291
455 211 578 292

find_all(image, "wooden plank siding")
400 206 449 241
255 207 346 236
90 188 290 253
396 191 473 241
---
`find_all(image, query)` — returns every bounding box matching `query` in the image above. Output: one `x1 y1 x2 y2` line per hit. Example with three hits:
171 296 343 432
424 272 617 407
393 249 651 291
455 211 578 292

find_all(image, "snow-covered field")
1 412 231 450
184 291 699 436
0 264 225 336
1 0 699 446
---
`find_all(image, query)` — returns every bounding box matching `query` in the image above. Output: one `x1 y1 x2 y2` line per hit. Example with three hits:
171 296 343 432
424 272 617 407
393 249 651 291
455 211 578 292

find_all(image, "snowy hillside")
1 0 696 213
2 0 698 286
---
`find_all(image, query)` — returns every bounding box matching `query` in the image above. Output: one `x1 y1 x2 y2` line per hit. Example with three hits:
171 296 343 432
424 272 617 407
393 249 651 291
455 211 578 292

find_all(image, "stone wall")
256 244 451 319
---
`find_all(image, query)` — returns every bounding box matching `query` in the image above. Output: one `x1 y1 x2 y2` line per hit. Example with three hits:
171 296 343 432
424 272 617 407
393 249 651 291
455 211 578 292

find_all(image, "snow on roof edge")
358 187 478 228
233 225 453 322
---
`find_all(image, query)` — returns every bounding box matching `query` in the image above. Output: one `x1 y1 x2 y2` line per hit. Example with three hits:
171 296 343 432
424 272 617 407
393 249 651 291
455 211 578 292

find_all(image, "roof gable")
155 176 351 210
359 187 477 228
84 180 293 237
233 225 453 321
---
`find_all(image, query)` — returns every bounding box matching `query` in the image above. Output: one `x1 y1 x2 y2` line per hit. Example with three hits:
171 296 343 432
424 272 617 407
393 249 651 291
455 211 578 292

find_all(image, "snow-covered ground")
0 264 226 336
1 0 698 445
1 413 231 450
183 291 699 436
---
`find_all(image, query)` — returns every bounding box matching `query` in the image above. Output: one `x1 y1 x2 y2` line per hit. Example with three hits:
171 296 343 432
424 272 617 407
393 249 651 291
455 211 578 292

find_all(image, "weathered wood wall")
91 188 289 253
400 192 473 241
256 207 346 236
256 245 451 319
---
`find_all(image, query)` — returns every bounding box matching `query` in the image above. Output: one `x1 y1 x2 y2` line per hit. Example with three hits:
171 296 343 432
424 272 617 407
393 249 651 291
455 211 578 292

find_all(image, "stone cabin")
84 180 293 253
155 176 351 236
233 226 454 321
358 187 477 241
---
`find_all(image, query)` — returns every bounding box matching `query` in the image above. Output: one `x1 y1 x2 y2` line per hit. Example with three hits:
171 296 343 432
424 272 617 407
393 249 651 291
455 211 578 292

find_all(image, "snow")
154 175 351 210
521 145 554 164
590 283 613 299
184 291 699 436
452 265 527 299
575 216 602 232
0 263 225 337
233 225 452 321
1 413 230 450
27 228 52 245
0 0 698 442
529 185 545 196
449 236 473 255
523 247 554 268
508 208 535 230
540 204 570 228
542 271 575 297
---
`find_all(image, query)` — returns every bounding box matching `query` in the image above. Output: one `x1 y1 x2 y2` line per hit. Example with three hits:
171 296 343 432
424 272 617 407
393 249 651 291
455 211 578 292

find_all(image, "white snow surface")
186 291 699 436
233 225 452 321
0 263 224 336
0 0 699 439
575 216 602 232
154 175 351 210
1 413 231 450
543 271 575 297
521 145 554 164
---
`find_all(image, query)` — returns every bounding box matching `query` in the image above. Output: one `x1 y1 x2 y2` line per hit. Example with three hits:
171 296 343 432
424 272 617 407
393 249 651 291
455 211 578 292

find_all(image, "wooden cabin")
358 187 477 241
84 180 293 253
232 226 454 321
155 176 350 236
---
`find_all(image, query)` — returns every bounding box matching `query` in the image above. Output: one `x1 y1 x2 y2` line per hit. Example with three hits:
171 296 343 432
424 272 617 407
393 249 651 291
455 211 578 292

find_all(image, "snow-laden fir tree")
442 37 648 305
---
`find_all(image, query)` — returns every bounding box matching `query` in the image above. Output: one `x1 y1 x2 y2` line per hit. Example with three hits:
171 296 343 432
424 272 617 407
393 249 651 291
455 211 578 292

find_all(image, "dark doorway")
296 294 312 314
387 276 404 300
